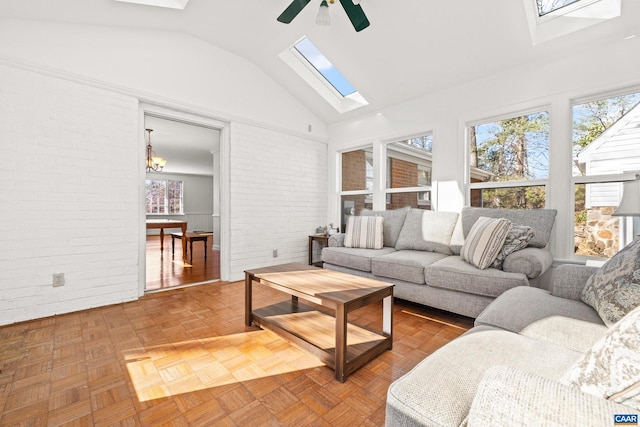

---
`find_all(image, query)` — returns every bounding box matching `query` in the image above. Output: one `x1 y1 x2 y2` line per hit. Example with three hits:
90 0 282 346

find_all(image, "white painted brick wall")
229 122 328 280
0 64 140 325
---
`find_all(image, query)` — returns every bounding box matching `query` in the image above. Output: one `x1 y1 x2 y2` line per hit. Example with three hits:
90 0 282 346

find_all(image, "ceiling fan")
277 0 370 32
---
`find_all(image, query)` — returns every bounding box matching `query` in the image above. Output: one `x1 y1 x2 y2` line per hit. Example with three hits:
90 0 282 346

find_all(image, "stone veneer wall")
574 206 620 258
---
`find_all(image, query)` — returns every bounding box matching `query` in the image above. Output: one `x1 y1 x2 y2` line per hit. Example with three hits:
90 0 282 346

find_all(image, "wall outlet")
272 249 278 258
53 273 65 287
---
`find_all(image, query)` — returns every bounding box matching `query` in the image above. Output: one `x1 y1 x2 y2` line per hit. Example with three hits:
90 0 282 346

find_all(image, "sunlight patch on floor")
123 330 325 402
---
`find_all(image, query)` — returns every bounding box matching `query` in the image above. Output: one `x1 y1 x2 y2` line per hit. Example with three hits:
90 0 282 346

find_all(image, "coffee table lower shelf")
252 301 391 380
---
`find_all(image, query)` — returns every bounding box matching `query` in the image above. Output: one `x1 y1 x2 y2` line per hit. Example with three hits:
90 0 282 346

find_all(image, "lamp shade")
613 177 640 216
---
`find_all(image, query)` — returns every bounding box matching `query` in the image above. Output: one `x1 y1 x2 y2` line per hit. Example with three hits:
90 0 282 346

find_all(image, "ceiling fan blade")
339 0 370 32
277 0 312 24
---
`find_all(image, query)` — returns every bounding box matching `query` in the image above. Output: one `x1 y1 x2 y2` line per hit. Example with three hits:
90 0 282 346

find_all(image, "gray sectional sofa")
385 260 640 426
322 206 557 318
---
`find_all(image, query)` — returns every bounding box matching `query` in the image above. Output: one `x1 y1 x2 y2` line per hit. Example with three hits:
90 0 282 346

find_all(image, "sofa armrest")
502 247 553 279
328 233 345 247
468 366 639 427
551 264 599 301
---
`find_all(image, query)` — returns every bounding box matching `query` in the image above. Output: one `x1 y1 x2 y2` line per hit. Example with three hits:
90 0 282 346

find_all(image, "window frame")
145 178 184 215
384 134 434 209
279 36 368 114
569 89 640 259
466 107 551 209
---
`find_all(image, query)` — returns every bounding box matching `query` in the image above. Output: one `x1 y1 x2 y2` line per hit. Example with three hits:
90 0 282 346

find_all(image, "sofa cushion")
360 206 409 247
501 247 553 279
562 306 640 410
461 217 511 270
425 256 528 298
321 246 396 272
386 329 581 427
491 224 534 269
395 209 457 255
450 213 465 255
581 236 640 327
461 206 557 248
468 366 638 427
371 250 447 285
344 215 384 249
475 287 605 335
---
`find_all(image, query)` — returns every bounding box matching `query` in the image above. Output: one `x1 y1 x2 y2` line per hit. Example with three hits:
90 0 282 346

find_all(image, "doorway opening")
143 113 222 291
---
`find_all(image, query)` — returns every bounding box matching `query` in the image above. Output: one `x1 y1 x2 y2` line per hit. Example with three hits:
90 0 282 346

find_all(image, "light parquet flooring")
0 280 473 426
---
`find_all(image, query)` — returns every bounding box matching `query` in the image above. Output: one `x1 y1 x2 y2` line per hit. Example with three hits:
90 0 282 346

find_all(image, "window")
146 179 183 215
536 0 585 16
340 148 373 231
572 91 640 257
522 0 621 44
280 36 368 113
386 135 433 209
294 37 356 97
469 111 549 209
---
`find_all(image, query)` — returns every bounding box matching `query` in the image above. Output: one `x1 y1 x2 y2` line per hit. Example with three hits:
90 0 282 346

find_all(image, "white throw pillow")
344 216 384 249
461 217 511 270
561 305 640 410
421 211 459 246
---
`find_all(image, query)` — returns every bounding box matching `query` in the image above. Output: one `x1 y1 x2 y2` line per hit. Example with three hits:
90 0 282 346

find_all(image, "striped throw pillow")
344 216 384 249
461 216 511 270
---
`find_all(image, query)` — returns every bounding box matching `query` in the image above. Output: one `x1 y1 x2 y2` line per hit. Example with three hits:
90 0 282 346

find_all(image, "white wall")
0 19 329 141
228 122 328 280
0 20 330 324
0 65 140 325
328 35 640 261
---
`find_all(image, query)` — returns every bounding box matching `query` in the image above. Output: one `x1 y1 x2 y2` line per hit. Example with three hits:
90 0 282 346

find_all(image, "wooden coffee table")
245 262 393 382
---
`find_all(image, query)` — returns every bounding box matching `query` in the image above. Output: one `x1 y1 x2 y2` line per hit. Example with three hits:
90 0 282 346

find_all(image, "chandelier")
145 128 167 172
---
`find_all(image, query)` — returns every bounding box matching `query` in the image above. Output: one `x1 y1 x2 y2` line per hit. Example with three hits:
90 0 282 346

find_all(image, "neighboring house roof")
577 103 640 175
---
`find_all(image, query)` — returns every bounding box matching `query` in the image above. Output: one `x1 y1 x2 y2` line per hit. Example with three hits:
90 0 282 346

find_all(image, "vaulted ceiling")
1 0 638 125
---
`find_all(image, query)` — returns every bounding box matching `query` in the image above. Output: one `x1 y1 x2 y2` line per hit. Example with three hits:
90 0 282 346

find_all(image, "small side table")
308 234 330 267
171 232 213 264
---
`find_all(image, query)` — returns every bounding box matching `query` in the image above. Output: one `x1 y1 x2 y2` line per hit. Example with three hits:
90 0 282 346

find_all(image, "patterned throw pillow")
561 305 640 410
461 217 511 270
491 224 535 269
581 237 640 327
344 216 384 249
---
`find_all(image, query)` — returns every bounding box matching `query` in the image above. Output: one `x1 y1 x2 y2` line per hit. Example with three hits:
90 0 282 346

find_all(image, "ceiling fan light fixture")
316 0 331 26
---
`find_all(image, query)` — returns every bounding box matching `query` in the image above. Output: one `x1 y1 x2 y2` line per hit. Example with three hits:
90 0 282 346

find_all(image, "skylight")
523 0 621 44
294 38 356 97
536 0 583 16
279 36 368 114
113 0 189 10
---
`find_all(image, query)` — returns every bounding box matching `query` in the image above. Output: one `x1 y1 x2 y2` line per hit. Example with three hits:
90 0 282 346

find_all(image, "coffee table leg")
245 273 253 326
335 304 347 382
383 295 393 345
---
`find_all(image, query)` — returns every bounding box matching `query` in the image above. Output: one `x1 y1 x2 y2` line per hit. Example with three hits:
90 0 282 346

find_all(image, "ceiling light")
316 0 331 26
145 129 167 172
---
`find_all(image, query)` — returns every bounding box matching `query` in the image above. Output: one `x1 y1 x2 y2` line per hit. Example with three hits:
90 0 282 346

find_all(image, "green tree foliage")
573 94 640 175
470 112 549 209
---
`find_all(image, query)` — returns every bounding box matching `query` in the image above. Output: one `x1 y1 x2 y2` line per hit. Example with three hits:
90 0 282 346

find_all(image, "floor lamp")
612 173 640 244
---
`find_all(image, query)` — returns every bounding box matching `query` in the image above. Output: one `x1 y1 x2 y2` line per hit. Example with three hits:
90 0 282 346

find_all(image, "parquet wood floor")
0 280 473 426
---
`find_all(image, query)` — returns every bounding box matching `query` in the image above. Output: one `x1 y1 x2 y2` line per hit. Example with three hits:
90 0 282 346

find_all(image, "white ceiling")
144 115 219 176
1 0 638 126
2 1 638 175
